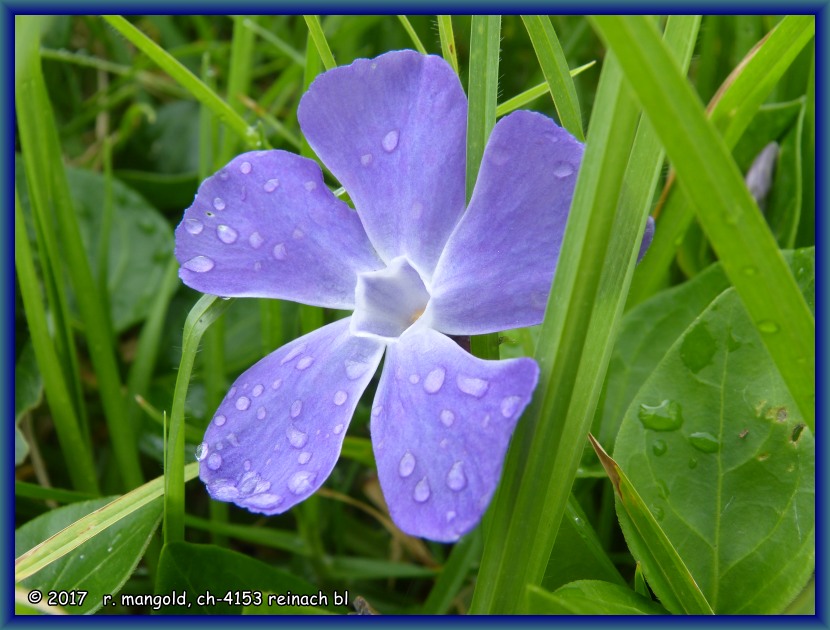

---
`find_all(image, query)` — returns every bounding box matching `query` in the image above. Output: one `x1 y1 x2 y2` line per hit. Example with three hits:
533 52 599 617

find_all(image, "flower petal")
298 51 467 277
198 317 384 515
428 111 584 335
175 150 383 309
371 327 539 541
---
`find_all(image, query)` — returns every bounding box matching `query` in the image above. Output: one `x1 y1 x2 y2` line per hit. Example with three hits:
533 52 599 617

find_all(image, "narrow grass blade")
15 463 199 582
437 15 459 75
303 15 336 71
422 530 482 614
240 17 305 67
588 435 714 614
496 61 596 118
628 15 816 306
521 15 584 140
183 515 311 555
15 482 97 505
591 15 815 427
397 15 427 54
102 15 257 148
164 296 232 544
14 191 98 495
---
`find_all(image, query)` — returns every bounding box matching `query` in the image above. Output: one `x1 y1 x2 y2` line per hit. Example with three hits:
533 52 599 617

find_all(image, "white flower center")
350 257 431 340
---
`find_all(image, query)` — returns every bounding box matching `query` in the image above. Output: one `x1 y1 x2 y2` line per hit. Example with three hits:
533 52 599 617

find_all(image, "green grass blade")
496 62 596 117
15 464 199 582
102 15 258 148
521 15 584 140
164 296 233 544
629 15 816 306
397 15 427 54
591 15 815 427
240 17 305 67
14 190 99 495
15 482 97 505
422 530 482 614
303 15 336 71
588 436 714 614
183 515 311 555
437 15 459 75
17 17 143 490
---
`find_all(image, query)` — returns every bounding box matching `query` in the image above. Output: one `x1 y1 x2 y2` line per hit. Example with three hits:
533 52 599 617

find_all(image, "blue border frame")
6 4 827 626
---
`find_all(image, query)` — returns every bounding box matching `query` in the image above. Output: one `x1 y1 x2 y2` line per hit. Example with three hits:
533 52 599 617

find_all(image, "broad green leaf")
589 436 714 615
613 252 815 613
15 497 162 614
525 581 668 615
155 542 317 615
15 343 42 465
16 160 174 333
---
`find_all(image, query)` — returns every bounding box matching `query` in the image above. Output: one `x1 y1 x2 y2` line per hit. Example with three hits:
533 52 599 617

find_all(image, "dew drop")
185 218 204 234
263 178 279 192
501 396 521 418
399 451 416 477
345 360 369 380
236 396 251 411
273 243 287 260
217 225 238 244
298 451 312 464
333 423 344 435
240 161 252 174
212 483 239 500
271 378 283 390
226 433 240 447
334 390 348 406
553 161 574 178
292 228 304 239
207 453 222 470
239 472 258 494
290 400 303 418
243 459 251 471
446 511 456 523
213 197 226 211
446 461 467 491
688 457 698 469
245 493 283 509
195 442 208 461
440 409 455 427
296 356 314 370
652 505 665 520
652 439 667 456
757 320 780 334
423 367 446 394
214 414 226 427
252 384 264 397
689 431 720 453
183 256 215 273
287 427 308 448
360 153 373 166
228 387 237 398
249 231 264 249
304 181 317 191
413 477 431 502
372 405 383 417
382 129 399 152
288 470 316 495
281 345 306 365
408 374 420 384
256 406 267 420
457 375 489 398
638 400 683 431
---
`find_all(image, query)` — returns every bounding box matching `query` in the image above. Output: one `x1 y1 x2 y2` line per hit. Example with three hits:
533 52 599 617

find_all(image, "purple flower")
175 50 583 542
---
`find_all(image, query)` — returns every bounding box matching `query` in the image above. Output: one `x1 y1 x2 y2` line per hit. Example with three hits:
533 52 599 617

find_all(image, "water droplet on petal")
296 356 314 370
446 461 467 491
345 360 369 380
501 396 521 418
214 414 226 426
249 231 264 249
211 482 239 500
245 493 283 509
298 451 312 464
333 423 344 435
226 433 240 447
334 390 348 406
185 218 204 234
263 178 279 192
292 228 304 240
440 409 455 427
423 367 446 394
304 181 317 191
252 384 264 397
553 161 574 178
457 375 489 397
372 405 383 417
281 345 306 365
243 459 252 471
228 387 237 398
273 243 287 260
288 470 316 495
195 442 208 461
256 406 266 420
240 161 252 174
183 256 214 272
399 451 416 477
287 427 308 448
413 477 431 502
217 225 238 244
291 400 303 418
382 129 399 152
207 453 222 470
446 510 456 523
272 378 282 390
409 374 420 384
239 472 258 494
213 197 226 210
236 396 251 411
360 153 373 166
